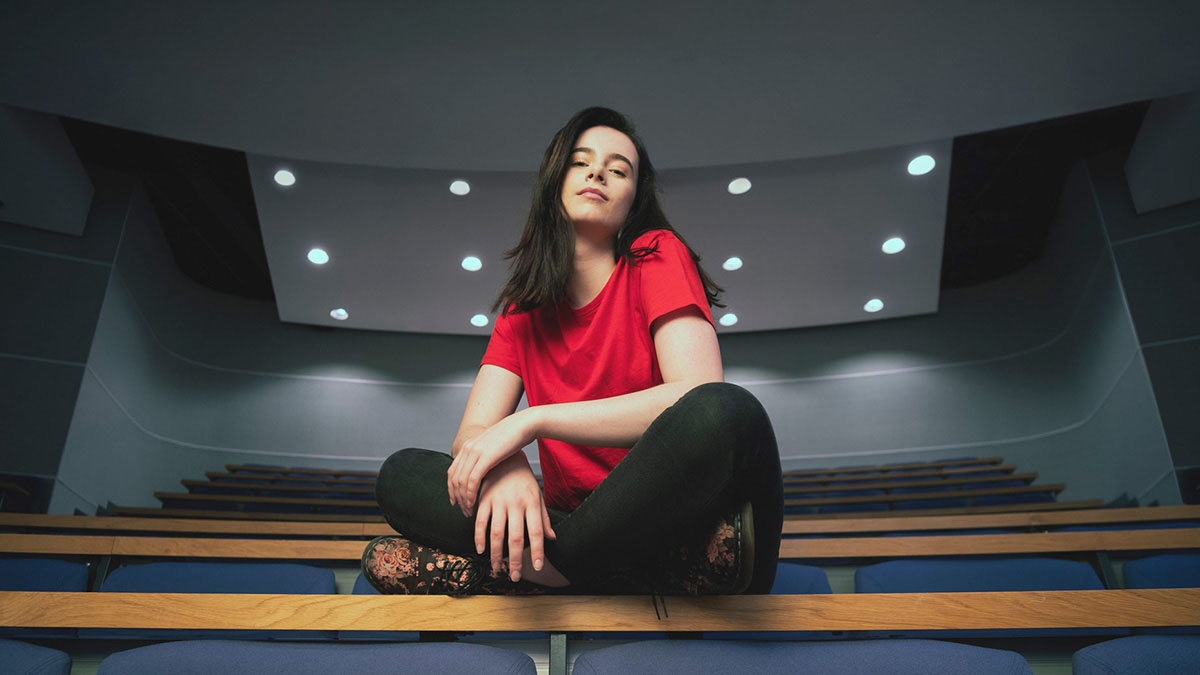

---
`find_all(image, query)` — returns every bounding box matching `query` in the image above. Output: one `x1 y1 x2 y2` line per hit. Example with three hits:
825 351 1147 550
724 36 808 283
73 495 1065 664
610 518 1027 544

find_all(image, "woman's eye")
610 169 626 177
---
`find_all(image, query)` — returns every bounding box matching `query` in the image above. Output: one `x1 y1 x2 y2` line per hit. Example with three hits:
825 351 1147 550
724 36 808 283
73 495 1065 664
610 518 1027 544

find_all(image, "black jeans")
374 382 783 593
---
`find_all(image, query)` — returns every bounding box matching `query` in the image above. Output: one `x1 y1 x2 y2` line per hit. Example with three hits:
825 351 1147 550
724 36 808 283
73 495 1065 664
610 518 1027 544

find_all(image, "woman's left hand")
448 409 538 517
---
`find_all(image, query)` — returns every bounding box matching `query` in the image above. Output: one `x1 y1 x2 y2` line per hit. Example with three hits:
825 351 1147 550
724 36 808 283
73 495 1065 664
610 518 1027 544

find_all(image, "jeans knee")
681 382 768 428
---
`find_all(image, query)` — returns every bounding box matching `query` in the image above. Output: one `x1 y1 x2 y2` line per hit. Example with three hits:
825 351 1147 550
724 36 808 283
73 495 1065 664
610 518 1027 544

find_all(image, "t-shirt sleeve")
636 231 715 331
480 309 522 377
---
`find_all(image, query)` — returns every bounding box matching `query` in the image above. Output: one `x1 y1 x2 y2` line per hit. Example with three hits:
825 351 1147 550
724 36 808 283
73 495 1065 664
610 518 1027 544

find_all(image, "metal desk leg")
549 632 567 675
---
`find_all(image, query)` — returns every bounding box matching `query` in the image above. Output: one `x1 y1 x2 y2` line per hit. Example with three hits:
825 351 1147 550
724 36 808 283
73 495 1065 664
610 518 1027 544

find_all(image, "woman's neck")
567 234 617 309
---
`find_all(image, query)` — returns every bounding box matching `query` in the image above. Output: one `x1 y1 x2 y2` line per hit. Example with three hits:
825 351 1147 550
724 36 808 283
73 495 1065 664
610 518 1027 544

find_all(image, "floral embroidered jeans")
374 382 783 593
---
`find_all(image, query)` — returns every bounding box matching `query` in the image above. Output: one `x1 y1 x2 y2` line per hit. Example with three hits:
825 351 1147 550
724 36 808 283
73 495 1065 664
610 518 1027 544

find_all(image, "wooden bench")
111 506 385 522
182 480 376 497
784 472 1036 495
782 457 1004 478
785 482 1065 508
4 508 1198 675
0 513 394 537
785 498 1105 519
225 465 377 478
153 492 380 512
784 463 1018 485
782 504 1200 535
2 590 1197 675
206 472 375 486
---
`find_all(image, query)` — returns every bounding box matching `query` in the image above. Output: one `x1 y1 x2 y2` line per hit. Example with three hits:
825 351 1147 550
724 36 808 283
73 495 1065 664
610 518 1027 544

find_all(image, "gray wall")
0 169 125 479
724 159 1177 506
1103 146 1200 500
49 157 1179 513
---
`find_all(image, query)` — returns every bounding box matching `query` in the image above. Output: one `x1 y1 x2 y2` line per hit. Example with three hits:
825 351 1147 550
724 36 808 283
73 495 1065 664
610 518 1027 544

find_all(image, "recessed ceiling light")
907 155 935 176
727 178 752 195
881 238 906 254
719 313 738 326
450 180 471 196
307 248 329 265
863 299 884 313
722 256 743 271
330 308 349 321
274 169 296 187
461 256 483 272
470 314 489 327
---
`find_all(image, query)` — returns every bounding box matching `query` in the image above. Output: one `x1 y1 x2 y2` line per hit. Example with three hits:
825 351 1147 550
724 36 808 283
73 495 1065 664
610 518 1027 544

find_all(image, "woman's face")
560 125 638 236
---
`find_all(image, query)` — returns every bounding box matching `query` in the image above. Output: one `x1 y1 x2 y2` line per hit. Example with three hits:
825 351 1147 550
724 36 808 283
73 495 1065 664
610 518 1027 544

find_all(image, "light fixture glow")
727 178 752 195
274 169 296 187
330 308 349 321
470 314 489 327
307 248 329 265
722 256 743 271
461 256 483 272
449 180 471 196
881 238 906 254
863 299 884 313
719 313 739 326
907 155 935 176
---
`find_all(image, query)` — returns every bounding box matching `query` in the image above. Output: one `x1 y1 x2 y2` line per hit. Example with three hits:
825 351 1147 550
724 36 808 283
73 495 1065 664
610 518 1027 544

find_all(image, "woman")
365 107 782 596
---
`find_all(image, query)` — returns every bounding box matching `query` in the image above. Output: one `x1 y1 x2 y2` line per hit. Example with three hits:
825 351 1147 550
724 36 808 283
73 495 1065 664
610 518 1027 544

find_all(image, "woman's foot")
361 536 550 596
660 500 755 595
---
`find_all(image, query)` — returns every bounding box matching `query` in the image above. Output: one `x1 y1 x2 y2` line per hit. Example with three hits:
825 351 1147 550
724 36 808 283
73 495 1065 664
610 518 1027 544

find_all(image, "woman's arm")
448 364 557 580
451 364 525 458
448 305 722 511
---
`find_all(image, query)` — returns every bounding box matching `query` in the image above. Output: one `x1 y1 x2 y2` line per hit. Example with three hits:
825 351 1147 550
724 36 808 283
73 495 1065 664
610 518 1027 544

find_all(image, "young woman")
365 107 782 596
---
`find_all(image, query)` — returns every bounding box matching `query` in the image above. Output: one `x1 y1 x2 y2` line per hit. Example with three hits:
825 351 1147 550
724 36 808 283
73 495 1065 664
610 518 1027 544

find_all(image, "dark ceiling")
60 100 1149 304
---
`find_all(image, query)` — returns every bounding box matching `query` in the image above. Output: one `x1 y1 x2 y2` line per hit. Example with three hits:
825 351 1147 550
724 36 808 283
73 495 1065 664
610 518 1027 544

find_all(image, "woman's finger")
474 499 491 556
526 504 544 572
540 499 557 541
489 506 506 574
508 506 525 581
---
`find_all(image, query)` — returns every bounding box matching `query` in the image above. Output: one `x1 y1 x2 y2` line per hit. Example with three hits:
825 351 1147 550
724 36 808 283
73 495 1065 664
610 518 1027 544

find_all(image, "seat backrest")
0 558 88 592
99 561 334 594
855 557 1103 593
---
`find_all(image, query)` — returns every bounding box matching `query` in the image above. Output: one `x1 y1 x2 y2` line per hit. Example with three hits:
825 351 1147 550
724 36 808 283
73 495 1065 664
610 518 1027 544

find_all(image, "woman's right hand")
473 452 557 581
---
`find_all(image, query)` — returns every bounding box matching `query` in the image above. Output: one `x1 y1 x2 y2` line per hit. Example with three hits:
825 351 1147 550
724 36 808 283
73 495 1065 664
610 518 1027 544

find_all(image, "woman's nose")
588 168 604 182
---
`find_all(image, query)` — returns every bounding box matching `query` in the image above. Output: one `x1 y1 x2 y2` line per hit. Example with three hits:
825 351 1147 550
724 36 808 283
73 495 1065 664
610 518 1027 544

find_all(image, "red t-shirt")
481 230 714 511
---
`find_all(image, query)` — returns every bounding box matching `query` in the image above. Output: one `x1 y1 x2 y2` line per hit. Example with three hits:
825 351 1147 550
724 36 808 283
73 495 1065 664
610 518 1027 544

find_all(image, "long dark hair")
493 106 724 314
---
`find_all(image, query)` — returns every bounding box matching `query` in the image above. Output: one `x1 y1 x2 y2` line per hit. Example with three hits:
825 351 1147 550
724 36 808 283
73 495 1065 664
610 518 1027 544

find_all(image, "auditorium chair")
1072 635 1200 675
1122 553 1200 635
853 557 1128 638
570 638 1033 675
0 638 71 675
95 639 537 675
0 558 88 638
82 561 336 640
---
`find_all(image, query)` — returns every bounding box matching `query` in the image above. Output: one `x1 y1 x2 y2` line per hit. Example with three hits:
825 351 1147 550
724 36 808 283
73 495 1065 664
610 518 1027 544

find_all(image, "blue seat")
571 639 1032 674
1123 553 1200 588
83 561 336 640
854 558 1126 638
1073 635 1200 675
0 558 88 638
704 562 837 641
0 639 71 675
1122 553 1200 635
95 640 537 674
